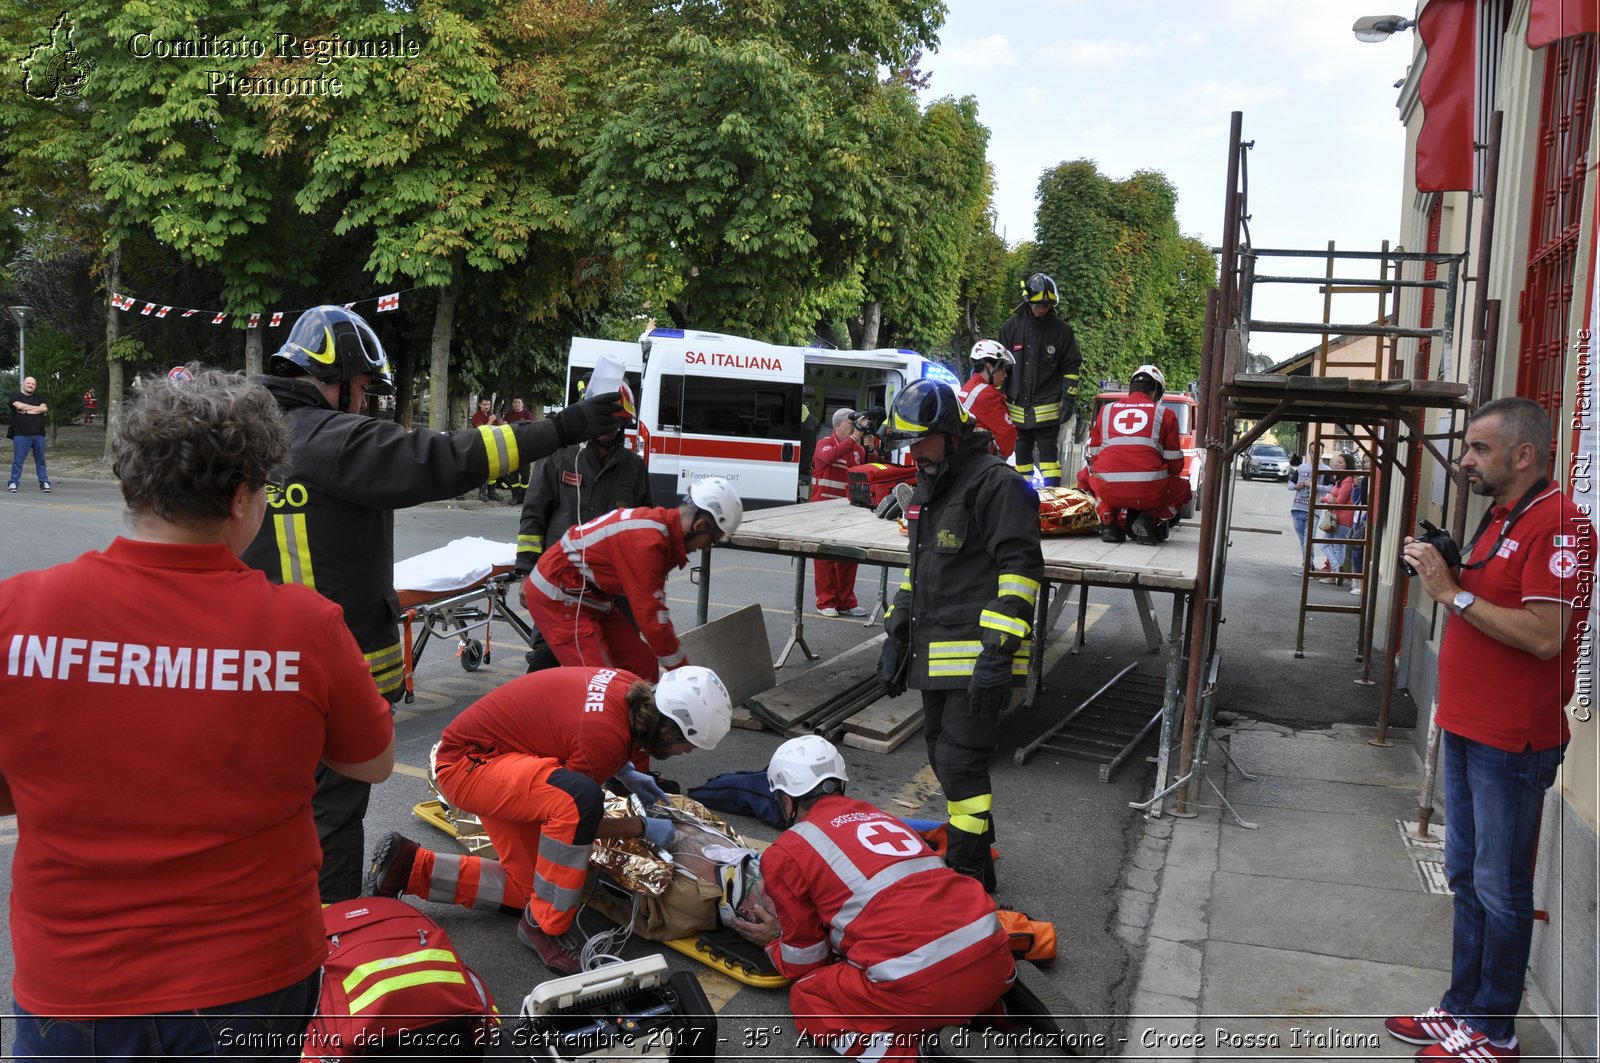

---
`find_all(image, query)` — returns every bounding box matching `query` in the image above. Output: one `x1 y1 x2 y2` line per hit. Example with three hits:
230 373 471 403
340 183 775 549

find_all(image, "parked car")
1240 443 1291 480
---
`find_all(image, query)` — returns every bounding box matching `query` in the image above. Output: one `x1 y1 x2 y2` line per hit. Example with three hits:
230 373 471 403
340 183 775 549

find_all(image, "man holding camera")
810 408 870 617
1389 397 1590 1063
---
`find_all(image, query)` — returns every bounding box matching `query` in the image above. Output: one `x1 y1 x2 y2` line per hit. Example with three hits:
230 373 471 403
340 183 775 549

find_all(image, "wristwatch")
1452 590 1476 616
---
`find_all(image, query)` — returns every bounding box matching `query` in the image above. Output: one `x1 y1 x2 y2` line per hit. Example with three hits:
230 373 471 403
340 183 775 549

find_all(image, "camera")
1401 519 1461 576
853 406 887 435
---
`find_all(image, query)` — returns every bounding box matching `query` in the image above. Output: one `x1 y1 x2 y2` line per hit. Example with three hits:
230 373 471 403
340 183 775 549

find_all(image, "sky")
920 0 1417 362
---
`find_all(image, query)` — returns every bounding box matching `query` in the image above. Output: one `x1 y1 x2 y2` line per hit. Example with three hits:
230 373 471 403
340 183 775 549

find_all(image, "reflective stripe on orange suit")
760 794 1014 1059
414 668 641 934
1084 393 1191 521
810 433 867 611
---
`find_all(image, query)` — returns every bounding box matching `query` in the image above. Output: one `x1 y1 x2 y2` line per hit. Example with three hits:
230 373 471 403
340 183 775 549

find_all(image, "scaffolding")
1155 112 1486 819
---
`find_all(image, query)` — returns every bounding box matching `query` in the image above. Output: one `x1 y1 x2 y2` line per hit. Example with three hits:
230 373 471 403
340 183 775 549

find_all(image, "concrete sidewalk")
1117 719 1569 1060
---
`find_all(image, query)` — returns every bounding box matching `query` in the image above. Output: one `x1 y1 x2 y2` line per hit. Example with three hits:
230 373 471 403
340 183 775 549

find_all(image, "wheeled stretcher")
393 537 537 703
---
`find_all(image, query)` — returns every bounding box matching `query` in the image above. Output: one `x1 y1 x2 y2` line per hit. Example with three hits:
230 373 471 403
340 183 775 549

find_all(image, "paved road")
0 476 1390 1057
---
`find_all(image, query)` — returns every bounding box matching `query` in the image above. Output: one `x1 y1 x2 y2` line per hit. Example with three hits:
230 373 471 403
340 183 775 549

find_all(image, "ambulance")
566 329 962 508
1086 383 1205 518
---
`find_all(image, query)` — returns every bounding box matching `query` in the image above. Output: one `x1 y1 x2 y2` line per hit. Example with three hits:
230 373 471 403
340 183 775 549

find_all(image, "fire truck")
566 330 961 509
1083 384 1204 518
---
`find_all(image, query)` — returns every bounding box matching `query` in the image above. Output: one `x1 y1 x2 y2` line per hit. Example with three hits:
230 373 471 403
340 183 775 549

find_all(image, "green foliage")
25 321 91 426
1032 161 1209 407
107 335 150 365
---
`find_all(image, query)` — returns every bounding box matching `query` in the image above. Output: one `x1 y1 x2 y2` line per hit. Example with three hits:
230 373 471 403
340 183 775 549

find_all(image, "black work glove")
967 650 1012 719
883 602 911 643
877 638 909 698
548 391 627 446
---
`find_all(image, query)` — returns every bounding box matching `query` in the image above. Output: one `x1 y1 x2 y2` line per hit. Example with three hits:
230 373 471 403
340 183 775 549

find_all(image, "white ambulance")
566 329 962 508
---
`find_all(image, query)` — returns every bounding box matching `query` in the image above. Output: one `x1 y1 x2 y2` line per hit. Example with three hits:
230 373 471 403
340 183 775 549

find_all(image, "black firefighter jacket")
515 439 653 573
241 376 564 699
888 440 1045 691
997 305 1082 429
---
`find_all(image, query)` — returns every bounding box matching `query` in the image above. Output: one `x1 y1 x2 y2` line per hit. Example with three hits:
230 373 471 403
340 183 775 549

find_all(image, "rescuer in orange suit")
958 340 1018 460
365 665 732 974
1081 364 1192 546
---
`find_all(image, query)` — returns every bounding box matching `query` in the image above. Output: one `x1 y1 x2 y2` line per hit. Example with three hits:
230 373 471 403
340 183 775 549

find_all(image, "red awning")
1527 0 1600 48
1416 0 1478 192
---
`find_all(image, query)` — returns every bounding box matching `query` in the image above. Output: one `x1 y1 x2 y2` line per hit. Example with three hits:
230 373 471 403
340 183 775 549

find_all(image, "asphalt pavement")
2 471 1504 1060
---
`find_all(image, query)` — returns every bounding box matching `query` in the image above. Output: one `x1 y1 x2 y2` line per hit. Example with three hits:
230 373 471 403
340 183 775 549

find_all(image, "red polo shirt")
1436 485 1593 752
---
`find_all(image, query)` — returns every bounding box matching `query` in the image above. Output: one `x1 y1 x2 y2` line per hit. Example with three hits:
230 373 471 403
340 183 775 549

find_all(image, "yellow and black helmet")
269 306 395 395
1022 272 1059 305
881 379 972 448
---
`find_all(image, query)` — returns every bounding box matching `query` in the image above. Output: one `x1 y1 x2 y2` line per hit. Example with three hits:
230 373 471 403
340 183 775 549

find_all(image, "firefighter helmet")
654 666 732 750
1131 363 1166 401
767 735 849 798
881 379 972 448
687 476 743 537
969 339 1014 367
1022 272 1059 305
269 306 395 395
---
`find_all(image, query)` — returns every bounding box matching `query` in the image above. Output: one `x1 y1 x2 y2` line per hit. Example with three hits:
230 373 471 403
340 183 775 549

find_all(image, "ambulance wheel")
460 639 484 672
874 493 902 520
664 970 717 1060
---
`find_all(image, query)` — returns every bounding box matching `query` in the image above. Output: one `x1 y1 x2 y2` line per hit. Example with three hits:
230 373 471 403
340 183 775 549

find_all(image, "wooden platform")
1223 373 1471 424
727 499 1199 593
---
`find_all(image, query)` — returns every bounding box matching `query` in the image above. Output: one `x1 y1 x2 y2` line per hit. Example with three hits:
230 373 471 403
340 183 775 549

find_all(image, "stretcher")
394 537 537 703
412 795 789 990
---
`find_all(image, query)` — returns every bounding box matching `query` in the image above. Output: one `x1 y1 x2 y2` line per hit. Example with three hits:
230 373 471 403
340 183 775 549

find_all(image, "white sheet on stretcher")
393 537 518 595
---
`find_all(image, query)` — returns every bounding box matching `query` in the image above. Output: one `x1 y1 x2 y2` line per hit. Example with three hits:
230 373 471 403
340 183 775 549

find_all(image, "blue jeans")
1439 730 1564 1043
10 433 47 485
14 969 320 1060
1291 509 1309 550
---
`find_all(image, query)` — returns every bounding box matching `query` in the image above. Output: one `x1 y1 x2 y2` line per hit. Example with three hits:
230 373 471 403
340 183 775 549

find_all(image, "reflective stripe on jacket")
1086 393 1182 488
997 307 1082 429
760 795 1008 989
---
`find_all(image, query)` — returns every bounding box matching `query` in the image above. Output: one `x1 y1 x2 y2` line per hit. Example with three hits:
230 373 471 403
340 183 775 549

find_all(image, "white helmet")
654 666 732 750
767 735 849 798
1131 363 1166 401
687 476 744 537
969 339 1014 367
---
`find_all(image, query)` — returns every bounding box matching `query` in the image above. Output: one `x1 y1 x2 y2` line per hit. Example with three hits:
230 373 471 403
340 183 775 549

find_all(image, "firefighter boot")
945 827 997 894
364 831 420 898
517 909 582 974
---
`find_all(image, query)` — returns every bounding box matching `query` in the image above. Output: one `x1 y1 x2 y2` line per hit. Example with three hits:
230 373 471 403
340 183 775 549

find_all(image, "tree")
1031 161 1205 412
1149 235 1216 390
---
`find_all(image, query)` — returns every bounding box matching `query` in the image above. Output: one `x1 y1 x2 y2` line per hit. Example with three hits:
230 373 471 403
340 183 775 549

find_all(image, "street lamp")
7 306 34 378
1352 14 1416 43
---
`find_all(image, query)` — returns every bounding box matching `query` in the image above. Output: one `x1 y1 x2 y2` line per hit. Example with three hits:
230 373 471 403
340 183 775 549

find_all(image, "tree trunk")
244 326 264 377
814 322 847 350
102 249 122 463
852 300 882 350
429 273 462 430
667 299 690 329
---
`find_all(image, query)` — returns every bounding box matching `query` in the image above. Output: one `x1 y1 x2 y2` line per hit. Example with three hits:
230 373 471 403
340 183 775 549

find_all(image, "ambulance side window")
659 374 684 432
664 373 802 439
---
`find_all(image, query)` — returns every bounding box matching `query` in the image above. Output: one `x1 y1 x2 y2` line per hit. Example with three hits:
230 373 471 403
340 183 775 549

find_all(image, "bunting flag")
1415 0 1476 192
108 288 417 324
1527 0 1599 48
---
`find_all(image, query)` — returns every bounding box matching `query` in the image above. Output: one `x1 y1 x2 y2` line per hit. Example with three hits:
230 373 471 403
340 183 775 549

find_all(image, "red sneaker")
1384 1007 1458 1045
1416 1026 1519 1061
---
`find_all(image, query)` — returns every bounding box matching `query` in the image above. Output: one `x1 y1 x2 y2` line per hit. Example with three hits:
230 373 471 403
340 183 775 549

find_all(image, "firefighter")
365 665 733 974
729 736 1015 1062
958 340 1018 460
524 476 743 681
811 408 870 617
241 305 626 902
514 413 654 670
1082 364 1191 546
876 380 1043 890
997 272 1082 485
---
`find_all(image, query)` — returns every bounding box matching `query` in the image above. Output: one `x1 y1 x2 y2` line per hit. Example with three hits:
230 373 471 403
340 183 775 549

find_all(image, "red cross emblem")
857 821 921 856
1112 407 1150 435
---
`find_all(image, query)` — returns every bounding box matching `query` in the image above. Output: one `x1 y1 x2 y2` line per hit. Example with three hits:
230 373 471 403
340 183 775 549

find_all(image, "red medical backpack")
303 897 499 1059
847 462 917 508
